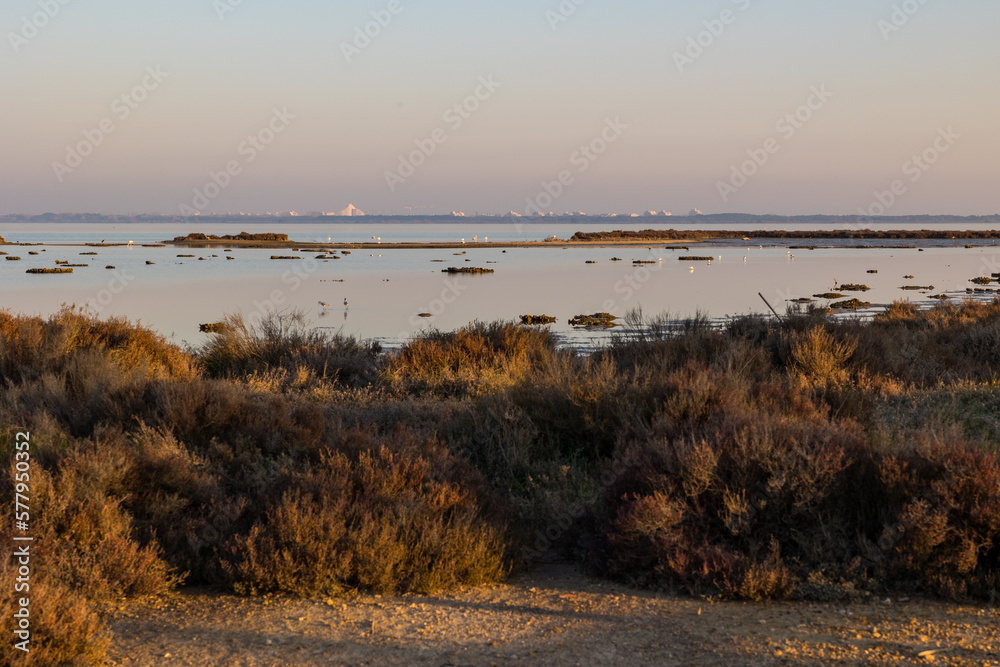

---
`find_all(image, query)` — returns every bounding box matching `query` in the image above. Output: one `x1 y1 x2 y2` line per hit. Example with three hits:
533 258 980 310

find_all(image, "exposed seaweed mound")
520 315 557 325
173 232 290 242
830 298 871 310
569 312 618 328
442 267 495 274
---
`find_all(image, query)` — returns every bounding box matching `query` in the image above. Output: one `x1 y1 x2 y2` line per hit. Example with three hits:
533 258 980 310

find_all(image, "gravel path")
105 564 1000 666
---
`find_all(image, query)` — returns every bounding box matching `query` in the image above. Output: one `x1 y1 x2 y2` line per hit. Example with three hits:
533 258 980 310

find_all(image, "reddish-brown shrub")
220 427 508 596
870 435 1000 597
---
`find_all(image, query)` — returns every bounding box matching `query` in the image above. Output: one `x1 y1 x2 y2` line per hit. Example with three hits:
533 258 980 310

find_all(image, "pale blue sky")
3 0 998 215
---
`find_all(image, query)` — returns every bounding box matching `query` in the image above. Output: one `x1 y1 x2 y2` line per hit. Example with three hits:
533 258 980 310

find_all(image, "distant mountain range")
3 213 1000 226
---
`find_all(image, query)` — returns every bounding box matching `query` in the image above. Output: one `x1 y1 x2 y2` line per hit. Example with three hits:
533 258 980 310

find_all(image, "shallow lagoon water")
3 223 1000 349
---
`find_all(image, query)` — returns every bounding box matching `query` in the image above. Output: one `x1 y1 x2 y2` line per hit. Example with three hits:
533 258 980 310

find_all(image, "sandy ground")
104 564 1000 666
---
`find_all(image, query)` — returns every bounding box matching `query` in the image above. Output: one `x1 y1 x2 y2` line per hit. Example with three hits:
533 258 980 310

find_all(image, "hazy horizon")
4 1 999 217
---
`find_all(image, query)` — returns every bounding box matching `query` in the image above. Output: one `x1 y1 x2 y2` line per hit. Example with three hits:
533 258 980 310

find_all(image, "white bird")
484 236 488 242
743 256 747 262
377 237 381 243
461 238 465 244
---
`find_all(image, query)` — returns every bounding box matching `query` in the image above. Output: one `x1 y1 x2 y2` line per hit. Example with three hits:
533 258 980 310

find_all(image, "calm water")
3 222 1000 349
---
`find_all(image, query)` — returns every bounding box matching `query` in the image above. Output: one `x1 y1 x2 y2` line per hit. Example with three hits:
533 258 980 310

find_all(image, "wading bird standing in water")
318 301 329 309
343 298 349 310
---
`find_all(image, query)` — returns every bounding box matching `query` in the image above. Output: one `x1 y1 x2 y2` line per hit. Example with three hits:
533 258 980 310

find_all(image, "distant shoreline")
569 228 1000 242
3 213 1000 226
155 227 1000 250
6 227 1000 250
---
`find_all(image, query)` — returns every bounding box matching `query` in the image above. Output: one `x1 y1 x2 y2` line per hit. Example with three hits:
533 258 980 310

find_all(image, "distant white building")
338 204 365 217
451 211 466 217
689 208 703 216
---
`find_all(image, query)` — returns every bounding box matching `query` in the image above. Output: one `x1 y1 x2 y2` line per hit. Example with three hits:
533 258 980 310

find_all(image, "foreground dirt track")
106 565 1000 666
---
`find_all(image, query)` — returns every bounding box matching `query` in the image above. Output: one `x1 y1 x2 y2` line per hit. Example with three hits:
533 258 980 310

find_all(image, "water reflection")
2 226 1000 350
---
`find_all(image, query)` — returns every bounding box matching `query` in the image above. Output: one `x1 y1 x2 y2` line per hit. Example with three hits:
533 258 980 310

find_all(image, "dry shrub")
645 362 744 439
593 410 862 599
8 351 152 436
503 354 625 461
384 321 555 395
856 298 1000 383
0 307 195 386
0 427 180 666
201 311 379 388
114 425 228 581
788 325 857 384
3 298 1000 667
0 553 110 667
139 377 328 458
221 427 507 596
870 433 1000 598
594 397 1000 601
10 440 182 600
604 311 731 377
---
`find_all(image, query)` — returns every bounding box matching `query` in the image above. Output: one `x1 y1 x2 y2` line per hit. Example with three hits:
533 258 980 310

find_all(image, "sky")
2 0 999 216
